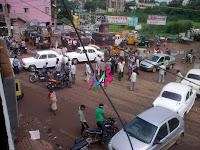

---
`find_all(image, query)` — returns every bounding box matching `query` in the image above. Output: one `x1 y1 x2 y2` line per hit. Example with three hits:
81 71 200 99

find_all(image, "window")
6 4 10 13
24 8 29 13
161 91 182 102
155 123 168 142
187 74 200 81
88 49 95 53
166 56 170 60
168 118 179 132
45 7 49 13
186 92 190 100
48 54 57 58
0 4 3 12
158 57 164 63
40 55 47 59
147 55 160 62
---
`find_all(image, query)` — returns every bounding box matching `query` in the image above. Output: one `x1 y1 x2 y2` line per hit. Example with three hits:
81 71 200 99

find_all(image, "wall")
0 0 51 24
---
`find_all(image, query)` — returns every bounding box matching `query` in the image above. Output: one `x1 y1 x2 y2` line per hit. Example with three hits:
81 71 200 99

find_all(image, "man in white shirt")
120 50 125 60
118 60 125 81
130 71 137 91
136 58 140 75
85 62 91 83
159 65 166 83
71 62 76 84
96 55 101 76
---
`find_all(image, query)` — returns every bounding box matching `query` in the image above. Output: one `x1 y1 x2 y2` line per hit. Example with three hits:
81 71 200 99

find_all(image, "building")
136 2 159 9
106 0 125 12
0 0 51 27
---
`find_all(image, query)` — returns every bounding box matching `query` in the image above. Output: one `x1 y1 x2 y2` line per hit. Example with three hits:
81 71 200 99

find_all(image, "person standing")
35 36 40 49
55 61 61 75
71 62 76 84
120 50 125 61
106 59 112 74
163 57 169 68
42 62 49 80
48 89 57 116
13 56 20 74
100 60 107 77
96 55 101 76
118 60 123 81
78 105 89 136
111 57 115 75
125 48 129 62
130 71 137 91
64 62 70 78
96 104 107 145
85 62 91 83
135 58 140 75
114 55 119 73
158 65 166 83
176 70 183 83
164 37 167 47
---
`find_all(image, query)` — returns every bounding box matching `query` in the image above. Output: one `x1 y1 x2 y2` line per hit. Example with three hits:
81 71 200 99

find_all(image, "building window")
0 4 3 12
6 4 10 13
45 7 49 13
24 8 29 13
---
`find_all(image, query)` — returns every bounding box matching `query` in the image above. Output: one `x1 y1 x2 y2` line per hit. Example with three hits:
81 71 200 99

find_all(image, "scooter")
47 74 72 89
182 54 196 64
56 137 92 150
29 70 52 82
85 118 119 144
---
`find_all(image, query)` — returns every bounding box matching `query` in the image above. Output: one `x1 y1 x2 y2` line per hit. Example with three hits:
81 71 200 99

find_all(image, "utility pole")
54 0 57 30
4 0 11 36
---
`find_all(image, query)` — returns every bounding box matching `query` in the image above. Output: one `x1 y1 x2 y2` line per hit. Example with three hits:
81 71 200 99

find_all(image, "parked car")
140 54 176 72
181 69 200 95
153 82 196 118
22 50 68 71
65 46 104 64
108 106 184 150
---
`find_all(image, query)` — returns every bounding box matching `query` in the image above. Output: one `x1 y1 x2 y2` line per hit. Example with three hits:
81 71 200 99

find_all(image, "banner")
106 16 138 26
147 15 167 25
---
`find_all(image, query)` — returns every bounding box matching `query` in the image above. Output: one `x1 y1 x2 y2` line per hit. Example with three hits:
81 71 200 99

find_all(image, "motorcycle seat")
87 128 102 133
69 139 87 150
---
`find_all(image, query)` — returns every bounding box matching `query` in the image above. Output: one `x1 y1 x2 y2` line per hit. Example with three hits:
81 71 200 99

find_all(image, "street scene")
1 0 200 150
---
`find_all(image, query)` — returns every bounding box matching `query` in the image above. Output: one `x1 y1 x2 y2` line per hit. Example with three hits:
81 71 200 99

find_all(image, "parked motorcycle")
56 137 92 150
29 70 52 82
85 117 119 144
47 74 72 89
182 55 196 64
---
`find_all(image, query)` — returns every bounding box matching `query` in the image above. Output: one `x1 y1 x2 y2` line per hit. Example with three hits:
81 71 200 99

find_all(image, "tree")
168 0 184 7
124 1 136 12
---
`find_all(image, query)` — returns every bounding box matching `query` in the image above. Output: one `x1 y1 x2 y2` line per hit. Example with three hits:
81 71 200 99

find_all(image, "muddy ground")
13 42 200 150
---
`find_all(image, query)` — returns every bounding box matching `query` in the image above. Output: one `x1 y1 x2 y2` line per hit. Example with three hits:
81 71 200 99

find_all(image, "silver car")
140 54 176 72
108 106 184 150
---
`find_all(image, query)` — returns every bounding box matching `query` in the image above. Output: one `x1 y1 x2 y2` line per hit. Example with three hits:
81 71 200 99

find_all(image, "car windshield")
162 91 182 101
125 117 157 144
34 53 40 59
187 74 200 81
138 50 147 55
75 49 81 53
147 55 159 62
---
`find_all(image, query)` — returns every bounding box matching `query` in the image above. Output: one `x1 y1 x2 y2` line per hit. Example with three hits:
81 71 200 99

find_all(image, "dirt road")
14 42 200 150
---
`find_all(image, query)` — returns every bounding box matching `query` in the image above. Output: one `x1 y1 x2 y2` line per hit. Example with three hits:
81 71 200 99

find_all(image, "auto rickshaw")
28 31 38 46
16 80 24 100
24 29 34 42
110 46 125 56
137 48 151 61
37 26 48 34
38 34 50 49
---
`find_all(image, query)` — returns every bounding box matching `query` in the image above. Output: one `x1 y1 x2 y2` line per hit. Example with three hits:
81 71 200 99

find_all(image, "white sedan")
22 50 68 71
65 46 104 64
153 82 196 118
181 69 200 95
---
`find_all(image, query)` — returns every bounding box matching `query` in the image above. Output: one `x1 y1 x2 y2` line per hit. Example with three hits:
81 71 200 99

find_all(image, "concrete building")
0 0 51 27
106 0 125 12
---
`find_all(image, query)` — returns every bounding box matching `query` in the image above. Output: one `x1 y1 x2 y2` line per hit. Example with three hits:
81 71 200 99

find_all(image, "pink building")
0 0 51 27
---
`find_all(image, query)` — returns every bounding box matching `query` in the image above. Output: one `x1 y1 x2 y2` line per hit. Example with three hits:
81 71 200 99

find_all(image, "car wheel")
29 65 36 72
29 74 36 82
176 133 184 145
152 67 157 73
169 64 173 70
72 58 78 64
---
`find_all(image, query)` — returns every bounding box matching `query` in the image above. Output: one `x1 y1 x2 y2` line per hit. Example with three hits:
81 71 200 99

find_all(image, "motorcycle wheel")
61 81 67 88
85 133 99 144
181 58 186 64
29 74 36 82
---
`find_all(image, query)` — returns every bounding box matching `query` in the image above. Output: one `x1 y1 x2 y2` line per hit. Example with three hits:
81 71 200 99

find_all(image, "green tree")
168 0 184 7
124 1 136 12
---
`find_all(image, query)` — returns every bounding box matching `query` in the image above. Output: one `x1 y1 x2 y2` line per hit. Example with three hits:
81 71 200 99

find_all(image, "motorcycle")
47 74 72 89
182 54 196 64
85 117 119 144
29 70 52 82
56 137 92 150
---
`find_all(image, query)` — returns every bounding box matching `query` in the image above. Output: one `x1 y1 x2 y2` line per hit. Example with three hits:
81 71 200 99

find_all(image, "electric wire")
61 0 134 149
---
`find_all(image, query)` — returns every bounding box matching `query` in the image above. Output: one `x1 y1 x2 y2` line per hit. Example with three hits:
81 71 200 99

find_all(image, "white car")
153 82 196 118
22 50 68 71
181 69 200 95
65 46 104 64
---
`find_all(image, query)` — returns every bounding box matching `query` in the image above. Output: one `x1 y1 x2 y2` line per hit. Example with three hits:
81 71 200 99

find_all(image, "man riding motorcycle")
96 103 107 145
42 62 50 80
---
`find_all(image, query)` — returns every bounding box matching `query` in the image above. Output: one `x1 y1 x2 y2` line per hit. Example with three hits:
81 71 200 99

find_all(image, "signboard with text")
147 15 167 25
106 16 138 26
